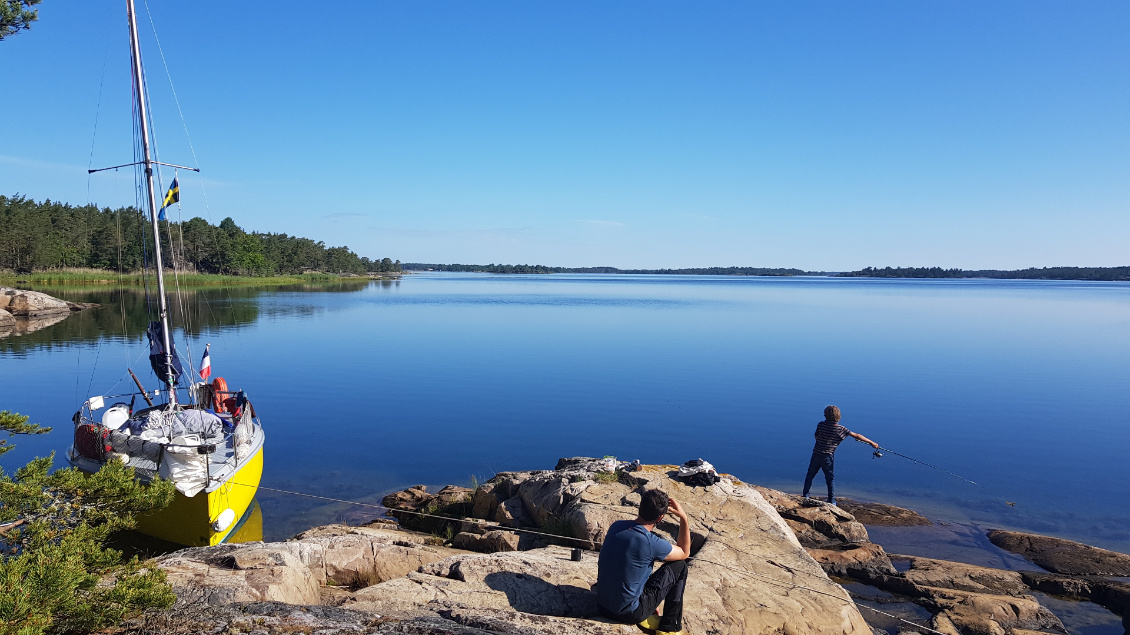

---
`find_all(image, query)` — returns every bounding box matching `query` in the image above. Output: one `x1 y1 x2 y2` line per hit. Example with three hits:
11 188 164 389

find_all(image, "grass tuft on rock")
593 471 619 484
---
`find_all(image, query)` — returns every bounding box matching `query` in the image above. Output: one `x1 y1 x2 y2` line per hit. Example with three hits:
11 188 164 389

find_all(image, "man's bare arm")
664 498 692 561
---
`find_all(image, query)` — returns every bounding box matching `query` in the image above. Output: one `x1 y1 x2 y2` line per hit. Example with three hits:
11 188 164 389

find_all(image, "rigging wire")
139 0 232 370
142 0 202 172
129 43 154 326
86 17 113 207
84 341 104 406
81 24 111 405
226 481 948 635
116 183 133 370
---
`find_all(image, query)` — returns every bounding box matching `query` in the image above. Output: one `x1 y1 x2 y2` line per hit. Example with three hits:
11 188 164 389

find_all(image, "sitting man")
596 489 690 635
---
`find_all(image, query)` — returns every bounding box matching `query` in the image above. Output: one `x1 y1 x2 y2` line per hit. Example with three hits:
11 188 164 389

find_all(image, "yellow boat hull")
227 500 264 544
134 445 264 546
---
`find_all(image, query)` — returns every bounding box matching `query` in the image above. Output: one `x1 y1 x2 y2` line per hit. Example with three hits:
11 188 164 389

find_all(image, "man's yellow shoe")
638 614 661 630
656 630 683 635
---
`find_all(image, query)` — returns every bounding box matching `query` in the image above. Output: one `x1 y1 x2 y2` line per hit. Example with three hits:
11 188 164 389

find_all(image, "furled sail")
146 320 184 385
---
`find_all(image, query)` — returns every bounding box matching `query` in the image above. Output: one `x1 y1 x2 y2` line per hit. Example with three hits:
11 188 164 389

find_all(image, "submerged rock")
987 529 1130 576
1020 571 1130 626
837 498 933 527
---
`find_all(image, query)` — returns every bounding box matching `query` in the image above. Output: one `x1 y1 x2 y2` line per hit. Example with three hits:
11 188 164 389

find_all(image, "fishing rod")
869 443 979 486
866 442 1016 506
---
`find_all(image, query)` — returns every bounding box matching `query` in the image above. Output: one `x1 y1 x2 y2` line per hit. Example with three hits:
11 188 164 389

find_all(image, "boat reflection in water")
226 500 264 544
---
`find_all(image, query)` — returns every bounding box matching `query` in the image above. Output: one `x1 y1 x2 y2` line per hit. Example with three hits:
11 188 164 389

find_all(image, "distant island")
7 196 1125 283
837 266 1130 281
404 263 810 276
406 263 1130 281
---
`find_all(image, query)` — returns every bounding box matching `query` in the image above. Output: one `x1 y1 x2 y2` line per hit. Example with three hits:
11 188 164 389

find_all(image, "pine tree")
0 411 176 635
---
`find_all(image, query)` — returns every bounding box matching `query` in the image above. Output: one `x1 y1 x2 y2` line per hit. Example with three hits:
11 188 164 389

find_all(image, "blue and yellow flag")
158 177 179 221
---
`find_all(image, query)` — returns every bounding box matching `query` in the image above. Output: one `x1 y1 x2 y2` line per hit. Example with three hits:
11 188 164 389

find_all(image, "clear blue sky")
2 1 1128 270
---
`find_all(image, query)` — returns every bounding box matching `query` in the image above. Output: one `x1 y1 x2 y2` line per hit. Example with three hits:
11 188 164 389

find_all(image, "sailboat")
66 0 265 547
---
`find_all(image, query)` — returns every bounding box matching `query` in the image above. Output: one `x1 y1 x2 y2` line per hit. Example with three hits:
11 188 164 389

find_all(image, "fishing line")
227 481 947 635
871 443 978 486
865 441 1018 507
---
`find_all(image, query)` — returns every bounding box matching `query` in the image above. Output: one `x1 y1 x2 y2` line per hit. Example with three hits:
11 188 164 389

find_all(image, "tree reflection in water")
0 279 376 355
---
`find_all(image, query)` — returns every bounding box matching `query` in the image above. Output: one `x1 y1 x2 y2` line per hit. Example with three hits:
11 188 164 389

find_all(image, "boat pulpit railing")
71 393 261 486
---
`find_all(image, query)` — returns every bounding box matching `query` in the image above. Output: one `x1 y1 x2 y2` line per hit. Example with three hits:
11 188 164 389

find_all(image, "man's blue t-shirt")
597 520 673 614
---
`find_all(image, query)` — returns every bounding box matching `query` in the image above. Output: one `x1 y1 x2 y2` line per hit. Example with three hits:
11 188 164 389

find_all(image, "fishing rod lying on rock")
229 480 949 635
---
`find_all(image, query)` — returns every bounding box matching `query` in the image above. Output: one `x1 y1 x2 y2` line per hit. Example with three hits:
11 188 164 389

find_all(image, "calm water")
2 274 1129 552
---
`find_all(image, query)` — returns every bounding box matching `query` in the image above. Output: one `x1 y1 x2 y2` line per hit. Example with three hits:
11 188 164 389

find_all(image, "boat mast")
127 0 177 405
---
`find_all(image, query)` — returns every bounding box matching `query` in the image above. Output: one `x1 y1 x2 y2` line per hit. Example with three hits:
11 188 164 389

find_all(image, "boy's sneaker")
638 614 661 630
656 631 683 635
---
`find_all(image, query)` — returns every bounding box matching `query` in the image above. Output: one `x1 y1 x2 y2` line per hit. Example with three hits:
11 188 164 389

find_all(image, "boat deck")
123 434 239 482
70 417 264 495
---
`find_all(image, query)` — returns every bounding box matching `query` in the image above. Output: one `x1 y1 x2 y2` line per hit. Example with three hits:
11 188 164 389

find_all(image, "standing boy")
802 405 879 505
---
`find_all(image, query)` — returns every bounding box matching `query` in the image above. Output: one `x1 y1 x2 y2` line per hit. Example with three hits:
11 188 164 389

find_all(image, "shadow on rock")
483 571 597 617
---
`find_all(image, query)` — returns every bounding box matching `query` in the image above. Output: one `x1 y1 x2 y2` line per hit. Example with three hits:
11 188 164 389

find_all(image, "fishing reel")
872 450 883 459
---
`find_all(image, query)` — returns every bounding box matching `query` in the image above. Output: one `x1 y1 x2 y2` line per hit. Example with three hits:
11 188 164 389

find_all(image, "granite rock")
894 556 1029 596
987 529 1130 576
919 587 1063 635
377 461 875 635
157 525 462 606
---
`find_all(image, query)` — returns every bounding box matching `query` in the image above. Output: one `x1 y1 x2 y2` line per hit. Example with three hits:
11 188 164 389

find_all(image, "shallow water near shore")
3 273 1129 557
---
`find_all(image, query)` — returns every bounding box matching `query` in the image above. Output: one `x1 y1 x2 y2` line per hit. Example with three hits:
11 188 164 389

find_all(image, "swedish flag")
158 177 179 221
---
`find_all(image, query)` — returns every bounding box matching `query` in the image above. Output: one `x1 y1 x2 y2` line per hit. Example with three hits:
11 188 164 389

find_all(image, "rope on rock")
227 481 949 635
689 556 948 635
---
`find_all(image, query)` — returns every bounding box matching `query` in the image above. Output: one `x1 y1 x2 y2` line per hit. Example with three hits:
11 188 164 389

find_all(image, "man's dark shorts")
598 560 687 633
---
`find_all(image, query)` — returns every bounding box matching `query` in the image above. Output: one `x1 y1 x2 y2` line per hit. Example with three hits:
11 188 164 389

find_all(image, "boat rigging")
68 0 265 547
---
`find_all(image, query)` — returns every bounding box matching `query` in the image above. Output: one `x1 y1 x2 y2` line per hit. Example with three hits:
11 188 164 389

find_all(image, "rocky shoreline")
113 458 1130 635
0 287 98 337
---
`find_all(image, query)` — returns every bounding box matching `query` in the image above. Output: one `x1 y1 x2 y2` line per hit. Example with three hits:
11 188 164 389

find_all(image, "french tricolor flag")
200 344 212 381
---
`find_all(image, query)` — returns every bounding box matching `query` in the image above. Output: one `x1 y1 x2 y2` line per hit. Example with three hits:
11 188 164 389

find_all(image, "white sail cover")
158 434 208 497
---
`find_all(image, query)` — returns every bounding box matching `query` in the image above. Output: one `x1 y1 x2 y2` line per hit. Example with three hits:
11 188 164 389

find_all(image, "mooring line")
688 556 948 635
227 481 948 635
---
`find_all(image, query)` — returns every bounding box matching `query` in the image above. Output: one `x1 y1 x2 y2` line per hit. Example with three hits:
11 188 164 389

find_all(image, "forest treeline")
0 195 400 276
404 263 812 275
838 266 1130 281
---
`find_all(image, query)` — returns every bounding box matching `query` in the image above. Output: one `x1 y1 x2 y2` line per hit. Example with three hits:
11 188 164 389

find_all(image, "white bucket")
101 404 131 430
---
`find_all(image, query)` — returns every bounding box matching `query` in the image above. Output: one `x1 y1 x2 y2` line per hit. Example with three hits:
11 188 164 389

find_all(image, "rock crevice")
138 459 1129 635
